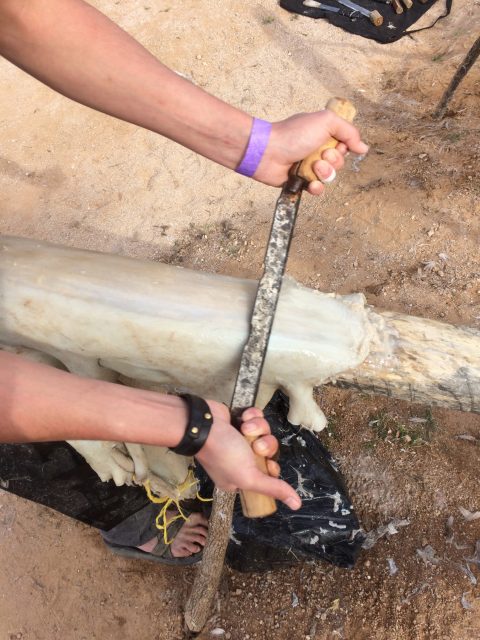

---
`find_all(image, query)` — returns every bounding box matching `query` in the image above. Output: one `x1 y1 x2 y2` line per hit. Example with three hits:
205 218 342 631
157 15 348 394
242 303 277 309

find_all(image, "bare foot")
137 511 208 558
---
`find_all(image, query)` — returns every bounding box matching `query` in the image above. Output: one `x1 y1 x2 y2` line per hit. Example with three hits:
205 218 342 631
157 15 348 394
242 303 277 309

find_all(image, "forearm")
0 352 302 506
0 0 251 169
0 351 187 446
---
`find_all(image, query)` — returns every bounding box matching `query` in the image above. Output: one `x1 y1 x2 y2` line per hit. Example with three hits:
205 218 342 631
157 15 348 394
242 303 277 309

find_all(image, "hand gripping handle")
295 97 356 183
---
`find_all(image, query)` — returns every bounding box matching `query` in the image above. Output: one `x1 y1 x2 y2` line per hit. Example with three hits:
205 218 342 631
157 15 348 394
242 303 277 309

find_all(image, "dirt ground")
1 1 479 638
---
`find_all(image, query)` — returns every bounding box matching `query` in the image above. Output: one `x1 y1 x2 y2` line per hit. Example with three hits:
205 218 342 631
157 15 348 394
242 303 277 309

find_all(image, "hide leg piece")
124 443 150 483
255 383 278 412
110 446 135 473
283 383 328 432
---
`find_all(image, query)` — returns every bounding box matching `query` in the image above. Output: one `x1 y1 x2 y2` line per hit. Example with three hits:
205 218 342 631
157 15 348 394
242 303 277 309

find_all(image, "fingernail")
256 441 268 453
286 497 301 510
321 168 336 184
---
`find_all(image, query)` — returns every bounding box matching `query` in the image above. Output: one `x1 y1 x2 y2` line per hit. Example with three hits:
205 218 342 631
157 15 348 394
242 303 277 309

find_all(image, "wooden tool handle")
296 97 357 183
391 0 404 14
369 9 383 25
240 434 277 518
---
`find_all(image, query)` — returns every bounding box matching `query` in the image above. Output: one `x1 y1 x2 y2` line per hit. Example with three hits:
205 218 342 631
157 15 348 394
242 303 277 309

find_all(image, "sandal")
104 515 203 566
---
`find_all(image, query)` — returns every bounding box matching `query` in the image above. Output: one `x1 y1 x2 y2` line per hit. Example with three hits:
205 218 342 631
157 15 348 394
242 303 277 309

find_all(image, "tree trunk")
335 310 480 413
2 236 480 419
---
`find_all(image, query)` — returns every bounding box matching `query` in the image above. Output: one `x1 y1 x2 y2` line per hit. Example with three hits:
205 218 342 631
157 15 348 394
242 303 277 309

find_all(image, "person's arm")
0 0 367 194
0 351 302 510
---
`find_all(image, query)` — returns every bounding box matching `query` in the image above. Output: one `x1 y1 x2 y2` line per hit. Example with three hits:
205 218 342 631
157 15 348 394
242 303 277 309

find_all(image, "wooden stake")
433 35 480 120
184 490 235 633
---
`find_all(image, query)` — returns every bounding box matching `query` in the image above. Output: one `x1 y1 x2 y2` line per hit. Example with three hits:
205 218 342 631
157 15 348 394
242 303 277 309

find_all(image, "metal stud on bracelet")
169 394 213 457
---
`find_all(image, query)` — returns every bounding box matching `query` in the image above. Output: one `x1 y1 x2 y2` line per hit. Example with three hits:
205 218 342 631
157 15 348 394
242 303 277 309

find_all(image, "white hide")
0 237 376 493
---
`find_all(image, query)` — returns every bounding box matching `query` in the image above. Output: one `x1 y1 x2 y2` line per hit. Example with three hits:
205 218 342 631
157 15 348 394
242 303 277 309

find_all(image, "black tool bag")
280 0 452 44
198 391 364 572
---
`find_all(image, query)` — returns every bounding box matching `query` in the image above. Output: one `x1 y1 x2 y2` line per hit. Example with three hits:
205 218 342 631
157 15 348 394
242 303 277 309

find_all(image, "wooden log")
0 235 376 433
335 311 480 413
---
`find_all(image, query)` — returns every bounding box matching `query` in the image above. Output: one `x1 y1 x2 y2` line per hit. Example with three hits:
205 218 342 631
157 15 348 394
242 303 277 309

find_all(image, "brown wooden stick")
184 490 235 633
433 35 480 120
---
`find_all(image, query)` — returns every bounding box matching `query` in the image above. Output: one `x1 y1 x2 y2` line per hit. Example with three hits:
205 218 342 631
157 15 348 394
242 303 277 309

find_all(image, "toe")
188 512 208 527
184 533 207 546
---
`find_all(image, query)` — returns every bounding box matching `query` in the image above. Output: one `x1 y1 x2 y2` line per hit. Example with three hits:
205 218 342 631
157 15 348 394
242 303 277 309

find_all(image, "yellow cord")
143 469 199 545
195 491 213 503
143 469 213 545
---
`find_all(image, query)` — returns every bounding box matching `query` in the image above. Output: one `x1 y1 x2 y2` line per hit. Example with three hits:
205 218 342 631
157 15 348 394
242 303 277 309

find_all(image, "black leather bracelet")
169 394 213 456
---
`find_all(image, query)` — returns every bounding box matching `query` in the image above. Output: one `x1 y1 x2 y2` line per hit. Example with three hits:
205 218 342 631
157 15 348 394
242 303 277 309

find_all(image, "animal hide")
0 237 378 495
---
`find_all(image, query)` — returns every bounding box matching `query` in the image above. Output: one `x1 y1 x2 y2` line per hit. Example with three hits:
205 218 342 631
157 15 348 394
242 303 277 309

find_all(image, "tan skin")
0 0 368 556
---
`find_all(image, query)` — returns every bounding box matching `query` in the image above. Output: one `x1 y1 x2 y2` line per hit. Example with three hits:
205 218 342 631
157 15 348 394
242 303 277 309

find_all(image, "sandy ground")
1 0 480 638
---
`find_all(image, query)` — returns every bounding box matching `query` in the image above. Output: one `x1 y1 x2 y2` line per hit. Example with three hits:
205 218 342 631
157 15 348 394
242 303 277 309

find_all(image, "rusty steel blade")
230 177 304 417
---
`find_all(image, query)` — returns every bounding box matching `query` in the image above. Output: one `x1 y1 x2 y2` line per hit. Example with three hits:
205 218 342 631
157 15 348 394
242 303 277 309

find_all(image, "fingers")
241 413 278 458
310 149 344 189
252 434 278 458
307 112 367 195
240 413 270 437
266 458 280 478
307 180 325 196
322 147 345 171
247 470 302 511
326 112 369 156
314 158 336 183
241 407 264 421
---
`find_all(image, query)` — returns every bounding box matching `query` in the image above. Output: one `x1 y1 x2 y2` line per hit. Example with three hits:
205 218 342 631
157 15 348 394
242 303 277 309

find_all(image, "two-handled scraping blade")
233 97 356 518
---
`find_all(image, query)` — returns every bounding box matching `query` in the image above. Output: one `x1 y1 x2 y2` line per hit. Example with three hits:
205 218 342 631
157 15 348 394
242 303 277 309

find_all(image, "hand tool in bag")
304 0 383 24
372 0 404 13
302 0 365 19
234 97 356 518
391 0 404 13
336 0 384 25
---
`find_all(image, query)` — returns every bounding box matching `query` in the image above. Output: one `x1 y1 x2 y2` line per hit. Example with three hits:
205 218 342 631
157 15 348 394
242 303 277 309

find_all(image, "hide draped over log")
1 237 479 492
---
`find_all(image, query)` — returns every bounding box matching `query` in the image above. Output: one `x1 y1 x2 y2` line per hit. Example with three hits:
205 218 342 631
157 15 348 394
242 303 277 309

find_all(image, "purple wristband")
235 118 272 178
